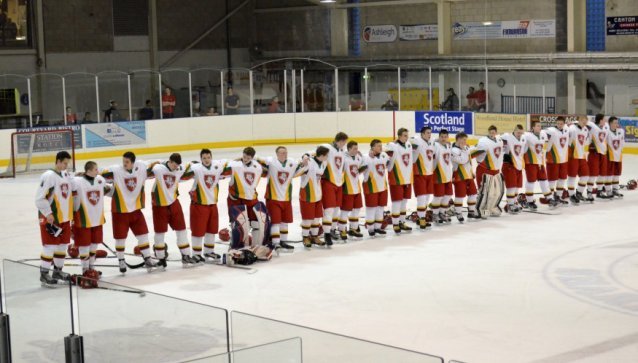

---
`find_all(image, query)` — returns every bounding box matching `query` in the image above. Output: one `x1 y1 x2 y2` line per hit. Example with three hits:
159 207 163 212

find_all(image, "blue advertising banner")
85 121 147 148
414 111 473 134
619 118 638 143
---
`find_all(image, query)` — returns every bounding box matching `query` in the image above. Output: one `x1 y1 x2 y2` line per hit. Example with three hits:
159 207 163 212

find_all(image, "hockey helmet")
219 228 231 242
67 244 79 259
627 179 637 190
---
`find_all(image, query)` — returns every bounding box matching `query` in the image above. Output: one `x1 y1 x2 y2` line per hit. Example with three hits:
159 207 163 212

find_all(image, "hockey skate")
504 204 520 214
330 229 340 241
181 254 200 267
418 217 429 230
313 235 327 247
347 228 364 238
596 189 611 199
547 198 560 208
143 256 160 272
467 210 481 220
157 258 168 269
204 252 222 262
575 191 587 202
527 201 538 210
613 190 624 198
302 236 312 248
455 212 465 223
435 212 446 224
339 230 348 242
279 241 295 250
40 269 58 288
392 224 401 234
192 255 205 264
446 207 456 217
52 267 70 284
398 221 412 232
118 259 127 274
374 228 387 236
585 192 595 203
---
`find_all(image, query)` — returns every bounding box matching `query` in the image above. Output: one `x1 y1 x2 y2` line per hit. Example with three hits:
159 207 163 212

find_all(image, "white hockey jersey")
226 160 263 201
587 121 608 155
411 136 435 176
72 175 109 228
545 126 570 164
299 157 326 203
35 169 74 224
343 154 364 195
501 133 527 170
386 140 413 186
259 157 301 202
362 152 390 194
451 144 474 181
188 160 226 205
476 136 504 171
524 131 548 166
568 124 589 160
101 161 150 213
433 141 453 183
321 143 346 186
606 128 625 162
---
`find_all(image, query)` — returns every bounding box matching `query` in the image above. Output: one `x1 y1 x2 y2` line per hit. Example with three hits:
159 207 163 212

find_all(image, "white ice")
1 144 637 363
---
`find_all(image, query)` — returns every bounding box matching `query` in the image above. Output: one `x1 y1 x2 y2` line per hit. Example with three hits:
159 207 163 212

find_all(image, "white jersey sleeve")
35 169 74 223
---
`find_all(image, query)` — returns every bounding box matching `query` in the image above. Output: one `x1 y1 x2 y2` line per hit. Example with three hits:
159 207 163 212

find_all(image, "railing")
501 95 556 114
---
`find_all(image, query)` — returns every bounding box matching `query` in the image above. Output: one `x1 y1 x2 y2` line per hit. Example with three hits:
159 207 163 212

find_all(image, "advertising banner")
414 111 473 134
399 24 438 40
362 25 397 43
453 19 555 40
530 114 587 129
474 113 527 136
85 121 147 148
619 117 638 143
607 16 638 36
16 125 82 153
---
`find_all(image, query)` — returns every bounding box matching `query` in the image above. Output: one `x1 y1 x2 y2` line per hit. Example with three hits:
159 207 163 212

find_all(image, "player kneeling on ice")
451 133 483 221
298 146 330 247
71 161 113 280
224 201 275 265
186 149 228 263
36 151 74 286
150 153 200 267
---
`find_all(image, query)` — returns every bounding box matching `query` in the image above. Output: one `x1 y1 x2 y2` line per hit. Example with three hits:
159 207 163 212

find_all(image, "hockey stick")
100 242 150 269
72 276 146 296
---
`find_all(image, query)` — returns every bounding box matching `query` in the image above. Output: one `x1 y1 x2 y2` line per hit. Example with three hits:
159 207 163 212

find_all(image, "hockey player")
432 129 454 224
411 126 435 229
320 132 349 245
606 116 625 198
524 121 556 209
587 114 609 199
36 151 74 286
475 125 504 188
299 146 330 247
71 161 112 275
385 128 414 233
567 117 592 203
451 133 482 221
545 116 570 204
258 146 307 250
362 139 390 237
501 124 527 213
339 141 365 240
186 149 227 263
150 153 198 266
101 152 157 273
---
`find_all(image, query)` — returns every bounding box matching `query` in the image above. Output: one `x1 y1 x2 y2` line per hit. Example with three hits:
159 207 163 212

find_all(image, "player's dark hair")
347 140 358 150
608 116 618 124
514 124 524 130
169 153 182 165
439 129 449 136
335 132 348 142
84 161 97 172
123 151 136 163
595 113 604 124
488 125 497 132
275 146 287 153
420 126 432 134
455 132 467 140
316 145 329 157
397 128 408 137
531 121 540 128
243 147 256 157
556 116 565 122
200 148 212 157
56 151 72 162
370 139 382 148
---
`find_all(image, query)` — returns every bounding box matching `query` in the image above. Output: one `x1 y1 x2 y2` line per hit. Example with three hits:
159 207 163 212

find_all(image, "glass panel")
29 74 64 125
76 279 230 362
0 74 30 128
130 70 160 121
496 71 556 114
602 70 638 117
431 69 455 111
64 73 98 124
302 68 335 112
182 337 302 363
401 66 433 111
160 69 190 118
190 68 222 117
0 0 31 48
252 66 284 114
3 260 73 362
231 311 444 363
368 66 399 111
337 68 365 112
97 71 130 122
459 67 486 112
223 69 250 115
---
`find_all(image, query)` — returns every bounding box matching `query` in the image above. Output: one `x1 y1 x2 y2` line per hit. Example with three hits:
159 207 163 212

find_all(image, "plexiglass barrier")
76 278 230 363
2 259 74 362
181 337 302 363
231 311 444 363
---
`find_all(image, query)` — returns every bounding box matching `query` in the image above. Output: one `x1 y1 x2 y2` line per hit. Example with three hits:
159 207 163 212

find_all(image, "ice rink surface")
1 144 637 363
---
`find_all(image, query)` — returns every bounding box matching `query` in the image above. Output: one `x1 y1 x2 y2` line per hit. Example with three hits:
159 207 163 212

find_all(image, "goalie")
475 125 505 217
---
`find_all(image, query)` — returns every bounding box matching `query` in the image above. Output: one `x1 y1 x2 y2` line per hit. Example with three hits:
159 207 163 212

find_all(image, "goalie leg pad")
252 202 272 247
229 205 250 250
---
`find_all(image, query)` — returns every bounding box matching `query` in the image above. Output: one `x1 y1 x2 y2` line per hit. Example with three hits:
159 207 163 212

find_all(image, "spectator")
475 82 487 112
465 86 477 111
65 106 77 124
206 107 219 116
104 100 122 122
81 112 93 123
380 94 398 111
162 87 176 118
225 87 240 115
439 88 459 111
139 99 154 120
267 96 282 113
349 96 364 111
192 93 201 116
